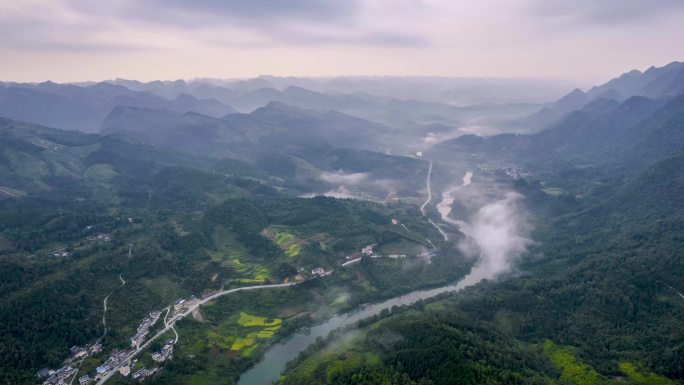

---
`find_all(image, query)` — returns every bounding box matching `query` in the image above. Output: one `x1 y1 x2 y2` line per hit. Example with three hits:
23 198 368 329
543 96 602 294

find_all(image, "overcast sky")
1 0 683 82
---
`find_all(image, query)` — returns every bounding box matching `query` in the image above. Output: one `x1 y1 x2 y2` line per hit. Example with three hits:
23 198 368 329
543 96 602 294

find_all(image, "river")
236 279 474 385
238 172 481 385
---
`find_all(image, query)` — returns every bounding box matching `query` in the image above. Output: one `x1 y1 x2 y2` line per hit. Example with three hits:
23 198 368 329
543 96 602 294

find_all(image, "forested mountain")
274 63 684 385
111 78 543 132
0 81 235 132
430 92 684 170
0 117 454 384
518 61 684 131
279 122 684 385
109 76 569 106
2 60 684 385
101 101 391 157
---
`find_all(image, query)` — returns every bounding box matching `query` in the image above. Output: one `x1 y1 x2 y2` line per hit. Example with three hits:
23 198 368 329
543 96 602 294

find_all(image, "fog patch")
301 186 366 200
462 171 473 186
422 128 466 147
319 171 369 185
455 191 531 289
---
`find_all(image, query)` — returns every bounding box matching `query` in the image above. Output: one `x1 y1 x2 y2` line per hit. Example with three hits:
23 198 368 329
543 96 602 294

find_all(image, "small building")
54 365 76 379
78 375 92 385
90 343 103 354
113 350 129 362
37 368 53 378
70 345 86 358
151 340 175 362
96 357 115 374
96 233 112 242
361 244 374 255
174 299 186 311
132 368 148 381
311 267 325 276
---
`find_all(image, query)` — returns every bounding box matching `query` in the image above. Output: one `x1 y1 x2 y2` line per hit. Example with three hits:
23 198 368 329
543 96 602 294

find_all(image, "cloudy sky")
1 0 683 82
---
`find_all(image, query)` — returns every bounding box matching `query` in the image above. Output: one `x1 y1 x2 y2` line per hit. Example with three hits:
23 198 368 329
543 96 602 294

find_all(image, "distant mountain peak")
258 100 301 112
620 69 643 78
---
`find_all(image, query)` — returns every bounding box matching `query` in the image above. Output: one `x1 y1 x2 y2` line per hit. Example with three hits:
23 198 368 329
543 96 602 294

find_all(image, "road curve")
98 275 127 343
420 161 433 216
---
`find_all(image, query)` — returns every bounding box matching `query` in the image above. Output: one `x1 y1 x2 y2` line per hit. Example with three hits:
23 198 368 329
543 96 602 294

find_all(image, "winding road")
98 274 127 343
95 281 301 385
664 283 684 299
420 161 433 216
418 160 449 243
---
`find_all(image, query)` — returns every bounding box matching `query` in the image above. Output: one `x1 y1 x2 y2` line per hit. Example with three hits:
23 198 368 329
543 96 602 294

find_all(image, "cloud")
455 191 531 289
126 0 428 48
528 0 684 26
146 0 359 23
301 186 366 200
0 0 427 53
1 0 682 81
319 171 369 185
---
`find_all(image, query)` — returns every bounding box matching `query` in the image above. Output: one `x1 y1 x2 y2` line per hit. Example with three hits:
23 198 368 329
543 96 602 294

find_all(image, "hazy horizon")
2 0 683 83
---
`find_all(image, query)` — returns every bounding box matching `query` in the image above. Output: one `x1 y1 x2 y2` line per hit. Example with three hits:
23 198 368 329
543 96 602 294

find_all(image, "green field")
543 340 609 385
619 363 676 385
265 228 303 257
237 312 282 327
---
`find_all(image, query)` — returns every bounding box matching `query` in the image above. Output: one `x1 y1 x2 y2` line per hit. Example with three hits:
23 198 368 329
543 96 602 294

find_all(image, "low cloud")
301 186 366 200
528 0 684 26
319 171 369 185
456 191 531 289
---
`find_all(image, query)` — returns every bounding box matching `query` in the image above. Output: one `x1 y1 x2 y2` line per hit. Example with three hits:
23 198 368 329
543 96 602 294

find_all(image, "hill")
518 61 684 131
0 117 454 384
429 93 684 170
278 147 684 385
101 102 390 158
0 81 235 132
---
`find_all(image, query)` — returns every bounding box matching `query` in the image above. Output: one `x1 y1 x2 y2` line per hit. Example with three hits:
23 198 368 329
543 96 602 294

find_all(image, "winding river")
237 280 472 385
237 171 478 385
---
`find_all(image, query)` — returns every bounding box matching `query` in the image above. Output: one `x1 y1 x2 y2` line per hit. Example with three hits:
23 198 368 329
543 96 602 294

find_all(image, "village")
36 305 180 385
48 216 140 260
36 241 429 385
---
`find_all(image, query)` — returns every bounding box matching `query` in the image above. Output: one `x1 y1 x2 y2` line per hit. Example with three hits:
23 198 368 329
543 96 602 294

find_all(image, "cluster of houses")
69 343 101 359
131 311 161 348
37 343 103 385
502 166 532 180
173 296 199 313
173 299 188 312
37 298 181 385
361 244 375 255
39 308 165 384
96 349 129 375
37 366 76 385
340 244 375 267
151 340 175 363
132 367 157 381
86 233 112 242
340 244 412 267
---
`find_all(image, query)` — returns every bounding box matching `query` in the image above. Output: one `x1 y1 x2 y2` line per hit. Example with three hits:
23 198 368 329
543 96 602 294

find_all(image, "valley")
1 59 683 385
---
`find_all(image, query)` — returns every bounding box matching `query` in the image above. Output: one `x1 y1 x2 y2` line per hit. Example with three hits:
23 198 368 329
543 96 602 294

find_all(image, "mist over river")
238 171 531 385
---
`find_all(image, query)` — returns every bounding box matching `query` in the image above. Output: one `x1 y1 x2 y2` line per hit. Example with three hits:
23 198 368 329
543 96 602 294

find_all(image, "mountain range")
0 81 235 132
